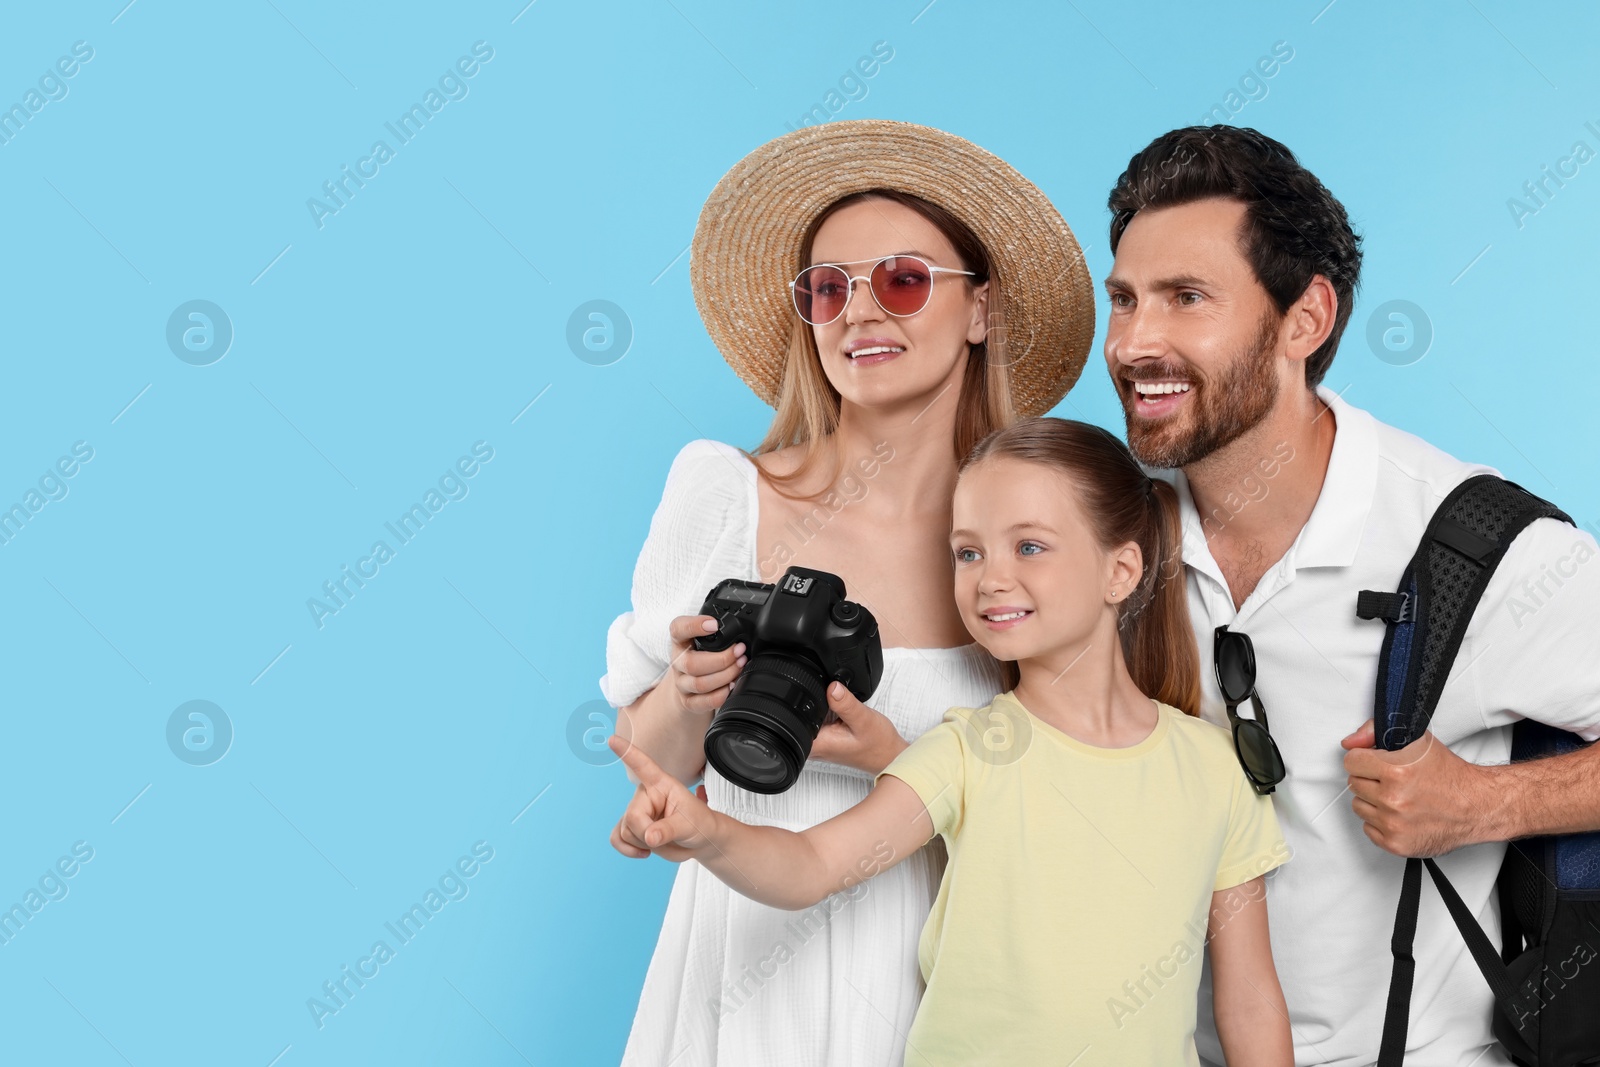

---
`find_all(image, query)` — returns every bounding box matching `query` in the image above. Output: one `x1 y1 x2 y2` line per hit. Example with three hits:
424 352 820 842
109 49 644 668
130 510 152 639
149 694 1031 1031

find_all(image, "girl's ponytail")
1120 477 1200 716
960 419 1202 716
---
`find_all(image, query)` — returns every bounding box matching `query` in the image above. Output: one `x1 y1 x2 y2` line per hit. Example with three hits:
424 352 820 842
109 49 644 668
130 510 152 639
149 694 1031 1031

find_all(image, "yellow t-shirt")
876 691 1289 1066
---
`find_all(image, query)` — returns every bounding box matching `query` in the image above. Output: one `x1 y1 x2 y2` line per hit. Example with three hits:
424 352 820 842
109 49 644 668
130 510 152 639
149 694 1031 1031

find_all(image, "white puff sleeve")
599 439 756 710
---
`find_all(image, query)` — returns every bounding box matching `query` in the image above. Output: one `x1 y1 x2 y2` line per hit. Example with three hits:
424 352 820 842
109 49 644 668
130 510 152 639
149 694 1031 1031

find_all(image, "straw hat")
688 119 1094 418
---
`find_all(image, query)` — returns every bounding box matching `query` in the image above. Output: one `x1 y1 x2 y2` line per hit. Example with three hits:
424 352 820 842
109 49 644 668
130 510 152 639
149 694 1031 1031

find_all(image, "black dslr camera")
693 566 883 794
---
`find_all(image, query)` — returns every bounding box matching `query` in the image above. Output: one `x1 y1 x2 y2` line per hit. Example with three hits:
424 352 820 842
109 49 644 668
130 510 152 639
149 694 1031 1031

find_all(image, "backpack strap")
1360 475 1572 1065
1497 852 1525 964
1378 858 1425 1065
1379 858 1529 1067
1359 474 1572 750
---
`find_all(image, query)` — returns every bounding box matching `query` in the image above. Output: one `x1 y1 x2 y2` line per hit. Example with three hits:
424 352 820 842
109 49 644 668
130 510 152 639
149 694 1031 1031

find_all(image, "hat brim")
689 119 1095 418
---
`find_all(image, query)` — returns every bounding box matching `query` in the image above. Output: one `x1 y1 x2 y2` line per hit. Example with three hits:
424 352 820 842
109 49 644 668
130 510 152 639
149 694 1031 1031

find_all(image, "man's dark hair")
1106 126 1363 389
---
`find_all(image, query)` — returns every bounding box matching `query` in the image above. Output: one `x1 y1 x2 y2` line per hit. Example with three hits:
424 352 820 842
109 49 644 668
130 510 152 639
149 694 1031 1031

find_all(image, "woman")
600 119 1094 1065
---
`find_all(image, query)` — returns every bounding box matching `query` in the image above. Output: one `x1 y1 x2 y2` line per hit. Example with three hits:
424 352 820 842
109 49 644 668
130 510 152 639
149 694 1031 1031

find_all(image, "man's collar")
1291 384 1378 568
1158 383 1379 575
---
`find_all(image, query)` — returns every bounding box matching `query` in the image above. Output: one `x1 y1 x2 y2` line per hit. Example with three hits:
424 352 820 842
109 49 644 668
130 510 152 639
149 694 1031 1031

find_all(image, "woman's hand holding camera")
614 614 747 786
665 614 748 716
810 682 909 775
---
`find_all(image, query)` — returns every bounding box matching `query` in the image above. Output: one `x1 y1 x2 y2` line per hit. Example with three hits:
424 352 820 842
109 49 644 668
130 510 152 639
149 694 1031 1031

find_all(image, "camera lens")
703 652 828 793
709 730 787 783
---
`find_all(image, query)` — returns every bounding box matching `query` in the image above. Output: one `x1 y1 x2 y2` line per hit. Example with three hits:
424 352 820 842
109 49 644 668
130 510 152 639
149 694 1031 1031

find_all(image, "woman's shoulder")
630 439 758 552
749 440 806 477
658 438 757 500
667 437 755 476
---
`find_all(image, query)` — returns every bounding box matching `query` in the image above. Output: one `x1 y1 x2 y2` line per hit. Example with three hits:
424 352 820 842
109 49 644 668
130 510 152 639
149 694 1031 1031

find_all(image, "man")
1102 125 1600 1066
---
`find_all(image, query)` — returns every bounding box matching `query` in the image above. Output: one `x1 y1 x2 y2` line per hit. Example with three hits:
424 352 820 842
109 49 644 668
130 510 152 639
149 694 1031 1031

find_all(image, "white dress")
601 438 1003 1067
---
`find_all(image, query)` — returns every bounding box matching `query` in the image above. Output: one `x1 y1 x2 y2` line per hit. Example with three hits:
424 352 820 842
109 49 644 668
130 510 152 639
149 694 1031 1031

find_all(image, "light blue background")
1 1 1595 1063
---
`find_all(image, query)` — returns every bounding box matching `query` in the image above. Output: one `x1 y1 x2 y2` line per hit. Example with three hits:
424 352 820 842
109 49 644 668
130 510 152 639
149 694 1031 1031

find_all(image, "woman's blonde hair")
739 189 1019 500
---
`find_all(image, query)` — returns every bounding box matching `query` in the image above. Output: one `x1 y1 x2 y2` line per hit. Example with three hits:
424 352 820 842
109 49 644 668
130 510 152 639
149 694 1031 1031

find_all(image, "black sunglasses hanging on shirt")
1212 625 1287 796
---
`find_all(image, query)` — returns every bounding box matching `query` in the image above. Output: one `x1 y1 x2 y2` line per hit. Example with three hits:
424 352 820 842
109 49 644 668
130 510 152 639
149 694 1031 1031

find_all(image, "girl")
600 120 1096 1064
609 418 1293 1066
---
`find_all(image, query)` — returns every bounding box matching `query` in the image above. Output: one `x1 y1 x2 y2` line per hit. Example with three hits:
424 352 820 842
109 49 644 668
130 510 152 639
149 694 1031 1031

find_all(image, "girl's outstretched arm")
607 734 934 910
1208 876 1293 1067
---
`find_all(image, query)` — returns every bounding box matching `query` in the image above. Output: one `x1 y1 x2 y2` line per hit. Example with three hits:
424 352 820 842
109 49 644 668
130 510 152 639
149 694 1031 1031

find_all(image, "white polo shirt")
1153 384 1600 1067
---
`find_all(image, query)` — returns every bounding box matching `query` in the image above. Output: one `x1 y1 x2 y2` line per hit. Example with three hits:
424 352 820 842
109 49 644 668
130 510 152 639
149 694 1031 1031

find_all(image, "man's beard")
1120 309 1282 470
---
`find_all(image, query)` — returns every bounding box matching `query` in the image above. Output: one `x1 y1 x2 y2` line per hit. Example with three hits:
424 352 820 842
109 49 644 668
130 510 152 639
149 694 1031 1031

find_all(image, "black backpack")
1354 473 1600 1067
